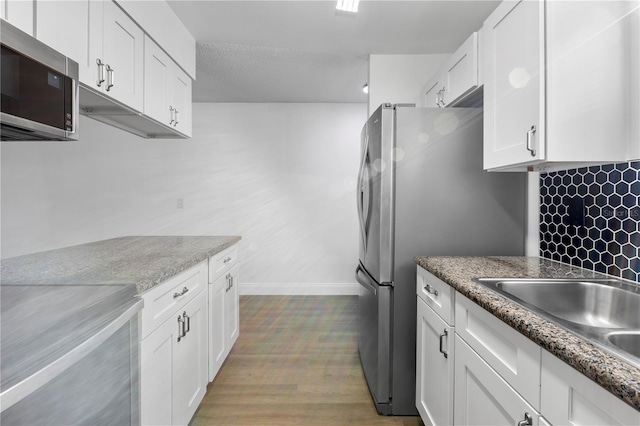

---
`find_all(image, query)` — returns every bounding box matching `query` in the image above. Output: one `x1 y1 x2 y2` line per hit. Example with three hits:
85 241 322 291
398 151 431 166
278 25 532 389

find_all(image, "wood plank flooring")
190 295 423 426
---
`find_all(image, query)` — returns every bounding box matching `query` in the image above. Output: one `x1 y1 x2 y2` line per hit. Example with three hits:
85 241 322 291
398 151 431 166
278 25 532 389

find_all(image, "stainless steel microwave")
1 21 79 141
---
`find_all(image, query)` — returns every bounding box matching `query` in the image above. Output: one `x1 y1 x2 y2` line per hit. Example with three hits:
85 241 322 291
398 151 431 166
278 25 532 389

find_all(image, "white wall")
368 54 449 116
1 103 367 293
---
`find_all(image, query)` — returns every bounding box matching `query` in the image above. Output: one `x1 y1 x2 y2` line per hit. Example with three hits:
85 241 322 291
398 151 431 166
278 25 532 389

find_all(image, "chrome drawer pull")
223 256 232 264
173 286 189 299
424 284 438 297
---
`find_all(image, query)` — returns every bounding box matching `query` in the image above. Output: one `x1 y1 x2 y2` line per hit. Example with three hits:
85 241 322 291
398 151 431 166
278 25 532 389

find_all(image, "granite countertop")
414 256 640 411
1 236 241 293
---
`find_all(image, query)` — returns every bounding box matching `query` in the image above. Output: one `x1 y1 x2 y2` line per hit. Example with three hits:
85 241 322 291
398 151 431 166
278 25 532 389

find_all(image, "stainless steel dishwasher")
1 282 143 425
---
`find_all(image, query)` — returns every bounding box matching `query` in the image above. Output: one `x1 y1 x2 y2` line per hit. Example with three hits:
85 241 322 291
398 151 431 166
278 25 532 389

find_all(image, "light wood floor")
190 295 423 426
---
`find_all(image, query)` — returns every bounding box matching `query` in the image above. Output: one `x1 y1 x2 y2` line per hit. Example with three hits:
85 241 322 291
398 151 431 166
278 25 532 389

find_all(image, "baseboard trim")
239 283 360 296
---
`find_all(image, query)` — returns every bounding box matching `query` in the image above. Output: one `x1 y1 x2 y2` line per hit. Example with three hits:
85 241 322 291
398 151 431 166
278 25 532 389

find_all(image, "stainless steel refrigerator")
355 104 525 415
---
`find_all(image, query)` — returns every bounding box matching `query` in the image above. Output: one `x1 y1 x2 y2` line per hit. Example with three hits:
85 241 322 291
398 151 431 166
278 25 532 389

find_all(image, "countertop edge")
135 236 241 293
415 255 640 412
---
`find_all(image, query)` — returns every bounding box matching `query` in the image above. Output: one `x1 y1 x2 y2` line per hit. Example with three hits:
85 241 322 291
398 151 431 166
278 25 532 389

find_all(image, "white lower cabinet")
140 261 208 426
415 266 639 426
141 288 207 426
416 297 454 426
454 335 540 426
208 245 240 382
541 350 640 426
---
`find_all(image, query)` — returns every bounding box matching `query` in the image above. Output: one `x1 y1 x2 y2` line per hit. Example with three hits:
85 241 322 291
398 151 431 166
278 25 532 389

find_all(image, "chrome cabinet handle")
174 109 179 126
223 256 232 264
517 412 532 426
225 273 231 292
169 106 175 125
173 286 189 299
177 315 185 342
437 87 446 107
96 59 105 87
183 311 190 334
526 125 536 156
105 65 114 91
424 284 438 297
439 329 448 358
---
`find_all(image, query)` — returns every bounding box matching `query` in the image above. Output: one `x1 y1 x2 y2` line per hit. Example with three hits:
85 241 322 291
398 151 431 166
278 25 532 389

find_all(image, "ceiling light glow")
336 0 359 13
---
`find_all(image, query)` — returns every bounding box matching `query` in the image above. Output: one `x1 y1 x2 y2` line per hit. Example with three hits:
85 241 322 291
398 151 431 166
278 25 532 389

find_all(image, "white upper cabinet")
36 0 92 85
1 0 34 36
442 32 479 106
483 0 639 171
93 0 144 112
144 36 193 137
421 74 444 108
483 0 544 170
420 32 480 108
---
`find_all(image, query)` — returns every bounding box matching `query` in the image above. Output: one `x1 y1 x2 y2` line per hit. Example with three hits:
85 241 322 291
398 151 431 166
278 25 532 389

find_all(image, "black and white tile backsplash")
540 161 640 283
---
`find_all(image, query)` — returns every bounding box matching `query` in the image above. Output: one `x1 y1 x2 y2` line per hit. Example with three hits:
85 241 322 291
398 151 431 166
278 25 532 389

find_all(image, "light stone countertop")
1 236 241 294
414 256 640 412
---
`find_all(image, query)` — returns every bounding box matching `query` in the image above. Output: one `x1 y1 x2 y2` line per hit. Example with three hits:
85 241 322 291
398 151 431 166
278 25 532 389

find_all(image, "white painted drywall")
1 103 366 291
368 54 450 116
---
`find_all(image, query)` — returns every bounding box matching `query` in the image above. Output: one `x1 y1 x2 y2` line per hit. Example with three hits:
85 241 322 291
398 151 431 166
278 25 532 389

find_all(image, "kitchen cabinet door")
172 66 192 137
208 271 226 381
442 32 478 106
36 0 93 85
541 350 640 426
416 297 454 426
144 35 192 136
141 306 178 426
173 289 208 426
421 73 443 108
545 0 639 163
454 335 540 426
143 35 173 126
225 264 240 350
101 0 144 111
141 289 207 426
1 0 33 36
483 0 544 170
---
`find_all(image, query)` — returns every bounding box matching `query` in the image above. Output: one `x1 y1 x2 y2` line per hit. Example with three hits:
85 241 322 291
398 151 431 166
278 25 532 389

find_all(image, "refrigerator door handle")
357 134 370 252
355 264 377 296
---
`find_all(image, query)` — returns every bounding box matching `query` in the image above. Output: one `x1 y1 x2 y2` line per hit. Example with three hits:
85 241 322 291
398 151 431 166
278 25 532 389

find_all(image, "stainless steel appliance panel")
356 104 525 416
355 263 391 413
357 105 394 285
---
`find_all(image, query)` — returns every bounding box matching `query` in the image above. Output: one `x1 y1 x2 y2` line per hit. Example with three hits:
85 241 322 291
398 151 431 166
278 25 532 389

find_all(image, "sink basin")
482 279 640 329
607 332 640 359
474 277 640 369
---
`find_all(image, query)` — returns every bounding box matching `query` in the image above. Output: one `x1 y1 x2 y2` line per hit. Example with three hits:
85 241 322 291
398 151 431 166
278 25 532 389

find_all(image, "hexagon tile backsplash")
540 161 640 283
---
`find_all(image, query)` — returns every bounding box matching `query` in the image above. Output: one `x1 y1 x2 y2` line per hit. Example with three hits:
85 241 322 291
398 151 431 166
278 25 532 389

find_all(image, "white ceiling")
167 0 501 103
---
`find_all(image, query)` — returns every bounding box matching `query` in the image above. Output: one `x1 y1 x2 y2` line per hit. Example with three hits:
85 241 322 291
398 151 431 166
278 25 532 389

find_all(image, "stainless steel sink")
474 277 640 369
607 332 640 359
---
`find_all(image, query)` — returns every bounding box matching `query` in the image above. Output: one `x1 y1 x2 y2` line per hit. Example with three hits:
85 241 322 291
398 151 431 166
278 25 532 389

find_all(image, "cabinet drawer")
541 350 640 426
417 266 455 325
209 244 238 282
140 261 207 339
455 294 541 409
